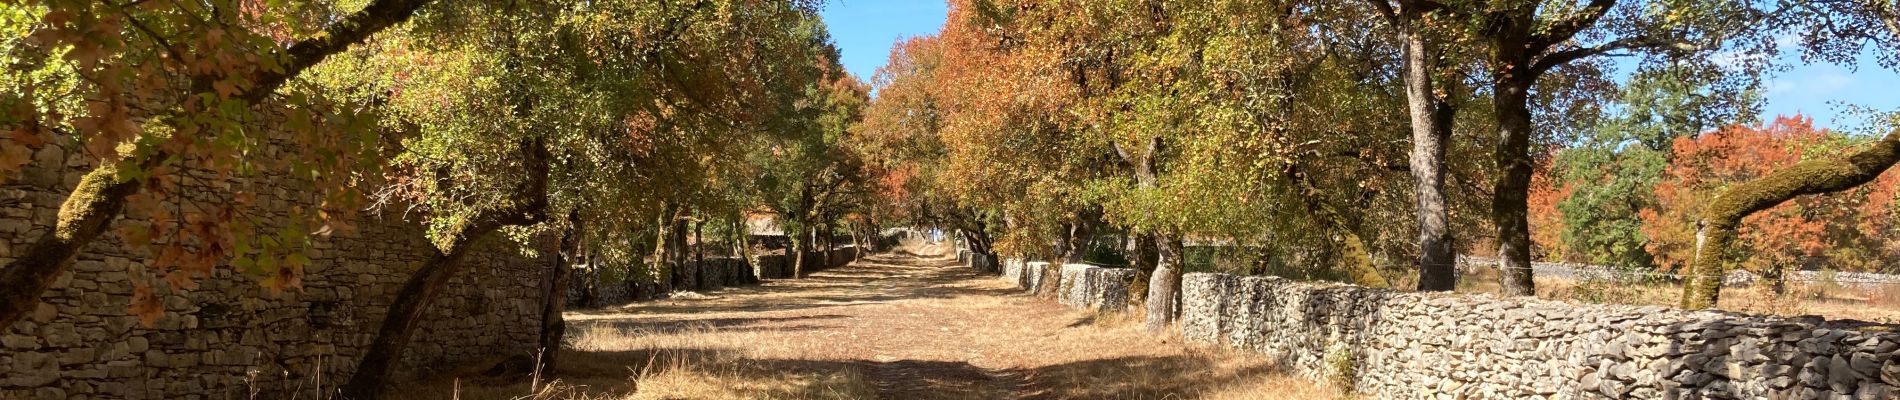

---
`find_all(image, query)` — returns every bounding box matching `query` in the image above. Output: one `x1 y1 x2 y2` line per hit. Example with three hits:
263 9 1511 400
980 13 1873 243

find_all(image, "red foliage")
1527 158 1572 260
1641 115 1878 273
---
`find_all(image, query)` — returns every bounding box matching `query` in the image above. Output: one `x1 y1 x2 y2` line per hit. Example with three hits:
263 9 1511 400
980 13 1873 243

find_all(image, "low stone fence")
567 248 856 308
1001 259 1053 293
1180 272 1900 399
688 257 756 291
991 257 1136 312
752 246 858 279
962 252 998 273
1058 264 1137 312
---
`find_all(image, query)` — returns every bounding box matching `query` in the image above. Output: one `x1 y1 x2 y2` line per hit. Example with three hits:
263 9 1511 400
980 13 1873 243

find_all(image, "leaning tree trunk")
1401 27 1460 292
537 212 581 373
1681 130 1900 309
340 138 549 399
0 162 144 331
340 231 488 399
1143 234 1185 332
1491 65 1539 297
0 0 436 331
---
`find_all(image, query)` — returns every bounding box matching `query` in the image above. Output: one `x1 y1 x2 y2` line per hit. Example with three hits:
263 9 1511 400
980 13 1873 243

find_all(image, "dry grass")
404 242 1336 399
1457 267 1900 324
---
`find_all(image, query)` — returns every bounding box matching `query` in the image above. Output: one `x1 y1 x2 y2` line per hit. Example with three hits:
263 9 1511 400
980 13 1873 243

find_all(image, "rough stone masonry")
1 146 555 399
996 258 1137 313
1180 273 1900 399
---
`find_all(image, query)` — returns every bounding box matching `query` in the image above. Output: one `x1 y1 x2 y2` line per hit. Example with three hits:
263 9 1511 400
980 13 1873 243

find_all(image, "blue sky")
817 1 1897 130
1756 56 1900 131
819 1 948 85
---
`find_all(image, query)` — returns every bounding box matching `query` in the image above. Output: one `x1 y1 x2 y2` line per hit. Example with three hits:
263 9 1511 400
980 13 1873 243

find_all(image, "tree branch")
237 0 437 103
1528 0 1619 53
1531 35 1693 76
1361 0 1401 28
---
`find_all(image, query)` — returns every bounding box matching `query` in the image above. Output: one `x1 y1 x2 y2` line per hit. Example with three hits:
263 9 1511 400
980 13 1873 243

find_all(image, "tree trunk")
1125 233 1158 303
1142 234 1185 332
1400 28 1459 292
791 235 806 278
1491 53 1539 297
671 212 689 290
851 221 865 261
1682 130 1900 308
692 215 704 287
1126 233 1158 272
1765 260 1788 296
0 162 143 330
537 213 581 373
339 225 495 399
653 210 673 293
342 138 549 399
1058 215 1093 263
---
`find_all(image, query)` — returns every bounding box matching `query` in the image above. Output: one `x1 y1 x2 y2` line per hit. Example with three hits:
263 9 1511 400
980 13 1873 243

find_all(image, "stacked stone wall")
992 258 1135 313
962 252 997 273
1056 264 1136 312
0 152 553 399
746 246 855 280
1180 273 1900 399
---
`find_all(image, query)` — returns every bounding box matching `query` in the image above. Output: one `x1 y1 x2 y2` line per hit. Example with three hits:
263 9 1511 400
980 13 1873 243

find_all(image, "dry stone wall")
992 257 1135 313
0 151 554 399
1180 272 1900 399
1056 264 1136 312
1002 260 1054 293
962 252 997 273
751 247 858 280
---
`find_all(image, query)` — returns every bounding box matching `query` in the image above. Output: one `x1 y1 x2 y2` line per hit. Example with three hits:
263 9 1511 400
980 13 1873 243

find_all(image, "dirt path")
431 248 1329 400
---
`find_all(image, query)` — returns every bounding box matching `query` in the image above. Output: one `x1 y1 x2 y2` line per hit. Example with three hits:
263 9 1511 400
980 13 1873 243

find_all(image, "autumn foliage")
1525 116 1900 276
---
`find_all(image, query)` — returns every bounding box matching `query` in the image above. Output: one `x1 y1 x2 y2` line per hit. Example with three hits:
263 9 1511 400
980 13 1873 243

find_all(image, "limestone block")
1021 262 1051 292
1002 258 1026 283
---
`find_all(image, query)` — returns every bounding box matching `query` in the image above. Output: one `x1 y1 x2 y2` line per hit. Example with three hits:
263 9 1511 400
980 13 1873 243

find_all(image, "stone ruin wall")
1180 272 1900 399
0 147 554 400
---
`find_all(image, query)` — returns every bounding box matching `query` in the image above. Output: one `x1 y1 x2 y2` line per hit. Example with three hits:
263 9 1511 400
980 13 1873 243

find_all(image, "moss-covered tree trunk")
0 0 437 331
0 161 145 331
1490 38 1539 297
1681 130 1900 309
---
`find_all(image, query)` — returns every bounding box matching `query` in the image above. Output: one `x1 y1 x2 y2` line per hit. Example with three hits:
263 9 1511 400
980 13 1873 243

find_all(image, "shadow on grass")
415 347 1294 400
567 255 1022 316
570 314 849 335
